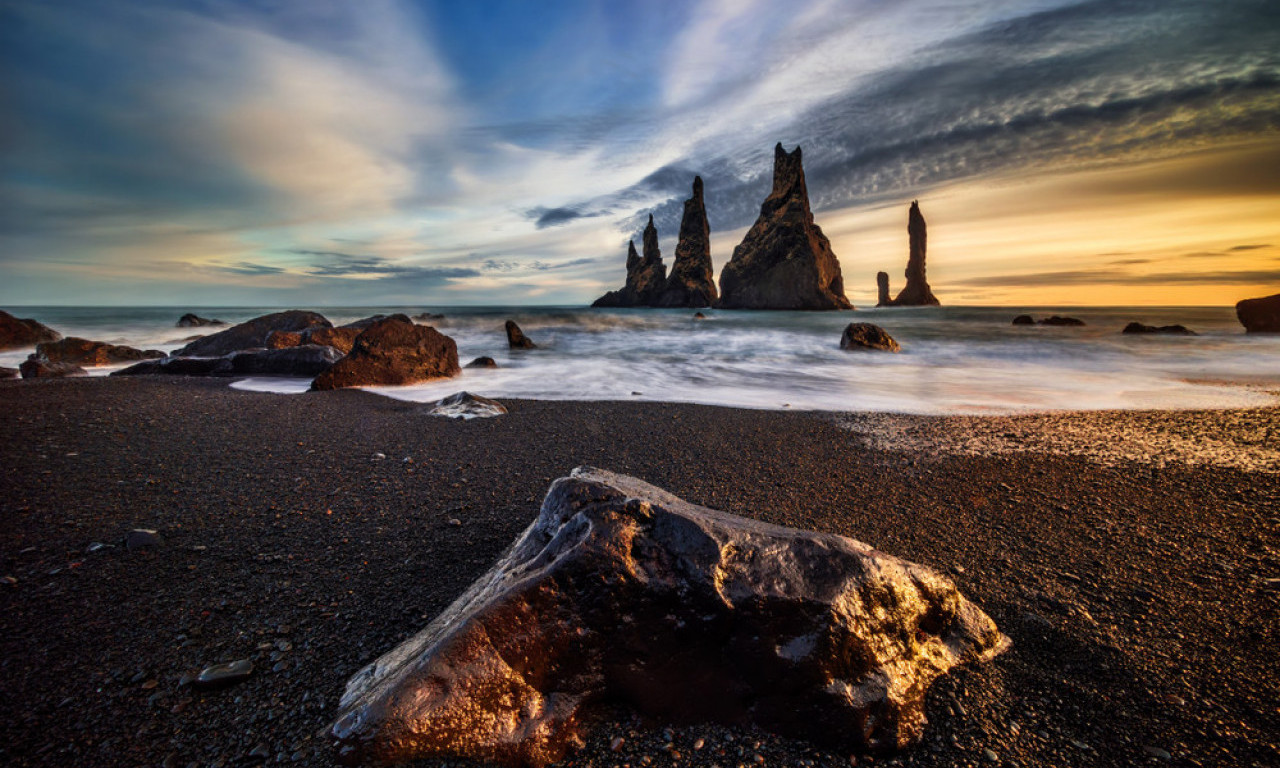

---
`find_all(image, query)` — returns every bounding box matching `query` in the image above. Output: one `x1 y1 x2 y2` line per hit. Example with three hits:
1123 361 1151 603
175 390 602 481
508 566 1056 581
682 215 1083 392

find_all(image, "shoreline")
1 377 1277 767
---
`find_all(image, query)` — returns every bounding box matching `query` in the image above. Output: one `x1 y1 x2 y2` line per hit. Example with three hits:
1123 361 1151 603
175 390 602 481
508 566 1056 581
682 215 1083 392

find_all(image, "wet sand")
0 376 1276 767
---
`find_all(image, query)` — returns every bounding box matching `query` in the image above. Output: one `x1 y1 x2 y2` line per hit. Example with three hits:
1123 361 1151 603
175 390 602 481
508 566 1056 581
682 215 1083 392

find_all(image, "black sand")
1 376 1276 767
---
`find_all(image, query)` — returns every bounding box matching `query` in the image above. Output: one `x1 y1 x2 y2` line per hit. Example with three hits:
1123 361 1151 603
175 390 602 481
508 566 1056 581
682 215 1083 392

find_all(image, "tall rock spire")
590 218 668 308
876 271 892 307
891 201 939 306
716 144 851 310
654 176 718 308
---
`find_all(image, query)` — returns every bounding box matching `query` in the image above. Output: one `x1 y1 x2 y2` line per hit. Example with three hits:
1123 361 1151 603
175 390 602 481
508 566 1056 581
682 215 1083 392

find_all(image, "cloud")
954 268 1280 288
525 206 608 229
215 261 287 276
1229 244 1271 251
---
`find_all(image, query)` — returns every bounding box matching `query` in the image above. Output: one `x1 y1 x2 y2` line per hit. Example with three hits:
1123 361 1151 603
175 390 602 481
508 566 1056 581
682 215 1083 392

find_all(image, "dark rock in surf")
331 467 1007 767
1038 316 1085 327
505 320 536 350
465 356 498 369
112 355 233 377
174 311 332 357
176 313 225 328
592 216 669 308
0 366 18 379
1011 315 1035 326
717 144 851 310
311 318 459 391
876 272 892 307
227 346 344 377
0 310 61 351
36 337 164 366
1236 293 1280 333
891 201 940 306
20 357 87 379
1122 322 1197 336
840 323 901 352
654 176 717 308
693 312 706 320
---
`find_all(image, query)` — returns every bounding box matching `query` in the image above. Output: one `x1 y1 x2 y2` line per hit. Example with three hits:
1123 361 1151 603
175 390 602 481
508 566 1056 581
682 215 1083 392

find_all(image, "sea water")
4 305 1279 414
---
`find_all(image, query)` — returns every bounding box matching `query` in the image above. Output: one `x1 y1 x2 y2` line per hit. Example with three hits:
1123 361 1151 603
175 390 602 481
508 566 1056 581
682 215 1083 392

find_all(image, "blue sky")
1 0 1278 306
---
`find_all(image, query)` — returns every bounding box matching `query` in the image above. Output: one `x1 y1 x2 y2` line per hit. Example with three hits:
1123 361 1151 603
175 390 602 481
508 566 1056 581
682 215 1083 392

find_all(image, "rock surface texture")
840 323 902 352
592 217 670 308
654 177 718 308
505 320 537 350
1236 293 1280 333
35 337 164 366
330 467 1007 767
0 310 61 351
175 311 331 357
891 201 940 306
717 144 851 310
311 318 459 391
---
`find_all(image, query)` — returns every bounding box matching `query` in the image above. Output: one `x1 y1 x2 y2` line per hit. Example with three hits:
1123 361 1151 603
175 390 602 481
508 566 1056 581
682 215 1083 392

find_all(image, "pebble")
194 659 254 690
982 747 999 762
1143 746 1172 759
125 528 162 551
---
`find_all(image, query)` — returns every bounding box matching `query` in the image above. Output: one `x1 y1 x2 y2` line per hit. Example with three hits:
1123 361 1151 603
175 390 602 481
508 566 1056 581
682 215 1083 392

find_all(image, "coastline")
1 376 1276 767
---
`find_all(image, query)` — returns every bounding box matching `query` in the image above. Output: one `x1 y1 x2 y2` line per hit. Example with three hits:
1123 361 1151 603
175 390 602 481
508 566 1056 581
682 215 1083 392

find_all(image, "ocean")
4 305 1278 414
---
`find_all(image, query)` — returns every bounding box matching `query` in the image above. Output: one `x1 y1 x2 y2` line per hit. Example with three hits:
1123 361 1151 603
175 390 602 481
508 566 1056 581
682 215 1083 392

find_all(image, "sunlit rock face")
310 317 459 390
717 144 851 310
175 311 332 357
331 467 1008 767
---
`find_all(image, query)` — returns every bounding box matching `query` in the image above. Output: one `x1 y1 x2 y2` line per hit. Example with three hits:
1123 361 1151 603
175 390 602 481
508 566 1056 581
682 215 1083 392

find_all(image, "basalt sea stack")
331 467 1007 767
654 176 718 308
717 144 850 310
879 201 939 306
1236 293 1280 333
592 217 668 308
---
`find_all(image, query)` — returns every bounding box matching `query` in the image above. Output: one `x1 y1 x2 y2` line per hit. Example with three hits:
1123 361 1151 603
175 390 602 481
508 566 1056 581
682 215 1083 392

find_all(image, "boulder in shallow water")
174 310 331 357
1038 316 1085 327
1122 322 1196 336
331 467 1008 767
465 356 498 369
0 310 61 351
1236 293 1280 333
36 337 164 366
1011 315 1035 326
505 320 537 349
311 318 459 391
840 322 901 352
429 391 508 419
176 313 226 328
20 357 87 378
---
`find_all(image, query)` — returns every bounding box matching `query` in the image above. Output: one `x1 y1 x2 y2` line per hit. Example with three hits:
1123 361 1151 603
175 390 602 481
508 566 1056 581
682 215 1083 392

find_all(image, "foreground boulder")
465 356 498 369
331 467 1007 766
174 311 331 357
176 313 225 328
505 320 536 349
592 217 669 308
1122 322 1196 335
0 310 61 351
311 318 459 391
1236 293 1280 333
228 346 343 376
20 357 87 378
36 337 164 366
429 391 508 419
654 176 718 308
0 367 18 379
717 144 851 310
840 322 901 352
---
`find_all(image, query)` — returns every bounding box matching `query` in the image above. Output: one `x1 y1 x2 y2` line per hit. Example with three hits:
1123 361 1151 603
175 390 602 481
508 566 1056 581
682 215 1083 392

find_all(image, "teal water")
4 305 1278 414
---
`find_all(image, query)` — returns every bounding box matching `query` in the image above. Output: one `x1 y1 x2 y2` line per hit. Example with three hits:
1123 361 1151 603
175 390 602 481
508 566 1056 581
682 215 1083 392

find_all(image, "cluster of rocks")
1013 315 1086 327
1013 315 1205 335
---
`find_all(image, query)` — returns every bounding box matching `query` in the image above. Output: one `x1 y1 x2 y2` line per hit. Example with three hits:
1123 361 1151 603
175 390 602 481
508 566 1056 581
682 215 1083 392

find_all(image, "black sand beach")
1 377 1276 767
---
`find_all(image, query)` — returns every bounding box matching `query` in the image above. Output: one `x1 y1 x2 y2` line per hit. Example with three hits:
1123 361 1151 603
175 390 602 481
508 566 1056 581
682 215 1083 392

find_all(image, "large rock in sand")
311 318 459 390
36 337 164 366
174 311 331 357
0 310 61 351
840 322 901 352
716 144 851 310
331 467 1008 767
1236 293 1280 333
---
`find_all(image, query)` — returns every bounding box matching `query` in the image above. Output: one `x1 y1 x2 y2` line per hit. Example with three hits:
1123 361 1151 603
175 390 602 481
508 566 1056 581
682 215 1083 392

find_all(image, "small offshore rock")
840 323 901 352
429 391 508 420
1011 314 1035 326
1038 316 1085 326
465 356 498 369
194 659 254 691
505 320 537 349
176 313 225 328
1122 322 1196 335
125 529 163 551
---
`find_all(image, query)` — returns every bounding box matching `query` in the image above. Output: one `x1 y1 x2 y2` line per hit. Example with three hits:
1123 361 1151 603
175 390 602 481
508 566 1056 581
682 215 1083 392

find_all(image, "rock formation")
331 467 1007 767
175 311 331 357
226 346 343 377
1236 293 1280 333
592 216 670 308
311 317 459 391
0 310 61 351
1038 316 1085 327
876 272 892 307
505 320 536 349
717 144 851 310
891 201 939 306
176 313 225 328
20 358 87 378
654 177 718 308
1011 315 1035 326
35 337 164 366
840 322 901 352
430 392 508 419
1122 322 1196 336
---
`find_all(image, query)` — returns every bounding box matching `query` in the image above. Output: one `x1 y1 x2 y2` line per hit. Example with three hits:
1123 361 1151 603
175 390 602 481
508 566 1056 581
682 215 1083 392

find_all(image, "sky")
1 0 1277 307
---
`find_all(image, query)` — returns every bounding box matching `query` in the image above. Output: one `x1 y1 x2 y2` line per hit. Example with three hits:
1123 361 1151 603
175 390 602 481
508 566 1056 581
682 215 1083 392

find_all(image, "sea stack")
654 176 718 308
591 217 668 308
717 144 851 310
891 201 939 306
876 272 892 307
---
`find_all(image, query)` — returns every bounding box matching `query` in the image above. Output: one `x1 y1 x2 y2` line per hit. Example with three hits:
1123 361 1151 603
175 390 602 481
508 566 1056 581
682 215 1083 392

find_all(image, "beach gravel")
0 376 1276 767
